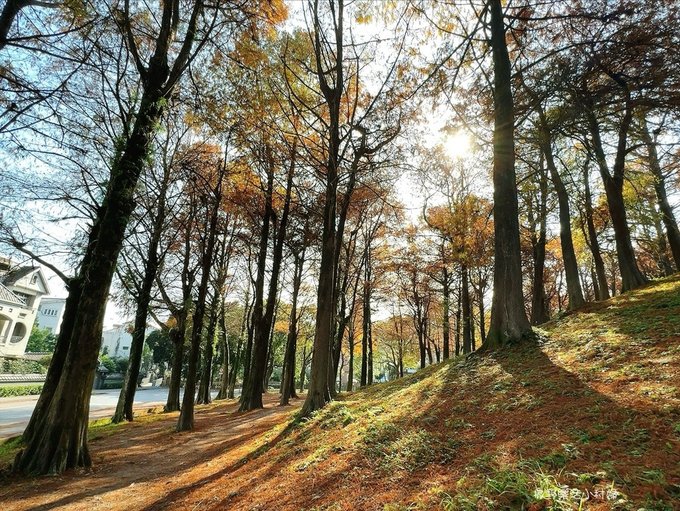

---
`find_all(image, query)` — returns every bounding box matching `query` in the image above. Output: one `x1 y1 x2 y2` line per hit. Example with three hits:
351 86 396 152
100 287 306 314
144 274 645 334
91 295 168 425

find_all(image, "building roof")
0 283 26 306
40 296 67 304
1 265 50 295
2 266 38 285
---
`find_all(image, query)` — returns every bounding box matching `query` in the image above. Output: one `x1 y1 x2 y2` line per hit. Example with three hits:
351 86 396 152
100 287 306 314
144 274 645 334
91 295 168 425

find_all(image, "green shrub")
100 380 123 389
0 357 48 374
99 354 128 373
0 384 43 397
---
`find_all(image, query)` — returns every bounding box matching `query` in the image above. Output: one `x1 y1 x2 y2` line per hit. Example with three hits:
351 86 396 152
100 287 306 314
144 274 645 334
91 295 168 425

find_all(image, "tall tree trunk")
346 330 354 391
216 303 230 400
301 0 344 417
485 0 531 348
241 306 255 392
416 307 426 369
539 128 585 309
196 294 219 405
478 277 486 345
470 308 476 352
299 345 307 394
281 251 304 405
590 266 600 301
530 162 550 324
652 213 674 276
112 275 152 422
337 353 344 392
112 194 166 422
13 78 170 474
241 147 294 410
367 319 373 385
582 159 610 300
425 334 433 365
165 310 186 412
639 116 680 270
22 275 82 443
360 259 372 386
14 0 207 473
177 171 222 431
240 170 272 409
442 267 451 359
586 99 647 292
398 343 404 377
462 264 472 354
455 285 461 356
227 340 241 399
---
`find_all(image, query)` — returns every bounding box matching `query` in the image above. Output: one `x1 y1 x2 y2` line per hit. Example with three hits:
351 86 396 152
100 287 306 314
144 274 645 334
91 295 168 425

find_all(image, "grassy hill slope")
2 276 679 511
228 275 680 511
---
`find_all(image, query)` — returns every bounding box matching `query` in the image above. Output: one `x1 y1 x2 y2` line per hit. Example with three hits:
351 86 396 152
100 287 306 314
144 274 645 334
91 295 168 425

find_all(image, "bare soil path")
0 394 300 511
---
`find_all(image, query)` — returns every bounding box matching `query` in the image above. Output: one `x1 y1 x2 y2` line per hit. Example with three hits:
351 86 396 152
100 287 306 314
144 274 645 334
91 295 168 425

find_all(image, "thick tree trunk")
13 83 167 474
639 117 680 270
239 169 273 410
165 313 186 412
14 0 207 471
485 0 532 348
587 101 647 292
602 174 647 292
22 275 82 443
300 0 344 417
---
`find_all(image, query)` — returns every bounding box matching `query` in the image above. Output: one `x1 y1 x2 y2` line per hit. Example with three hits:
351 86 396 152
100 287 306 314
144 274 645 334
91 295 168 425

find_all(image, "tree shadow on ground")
0 400 296 510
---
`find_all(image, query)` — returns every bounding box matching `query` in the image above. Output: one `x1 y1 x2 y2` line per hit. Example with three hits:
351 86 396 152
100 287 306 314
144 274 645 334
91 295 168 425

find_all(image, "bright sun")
445 131 472 160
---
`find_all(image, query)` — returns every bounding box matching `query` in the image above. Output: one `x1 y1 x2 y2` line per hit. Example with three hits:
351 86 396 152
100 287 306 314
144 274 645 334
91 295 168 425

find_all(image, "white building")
0 261 50 358
36 297 67 334
101 323 156 359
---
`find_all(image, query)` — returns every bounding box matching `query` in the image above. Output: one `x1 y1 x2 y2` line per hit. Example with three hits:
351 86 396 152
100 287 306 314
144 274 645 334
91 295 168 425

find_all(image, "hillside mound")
1 276 679 510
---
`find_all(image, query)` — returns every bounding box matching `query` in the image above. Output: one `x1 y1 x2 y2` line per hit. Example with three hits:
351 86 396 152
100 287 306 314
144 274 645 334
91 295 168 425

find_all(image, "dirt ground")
0 394 302 511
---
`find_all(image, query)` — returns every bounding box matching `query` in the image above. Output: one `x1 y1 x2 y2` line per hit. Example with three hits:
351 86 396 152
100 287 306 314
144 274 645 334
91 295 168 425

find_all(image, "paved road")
0 387 219 440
